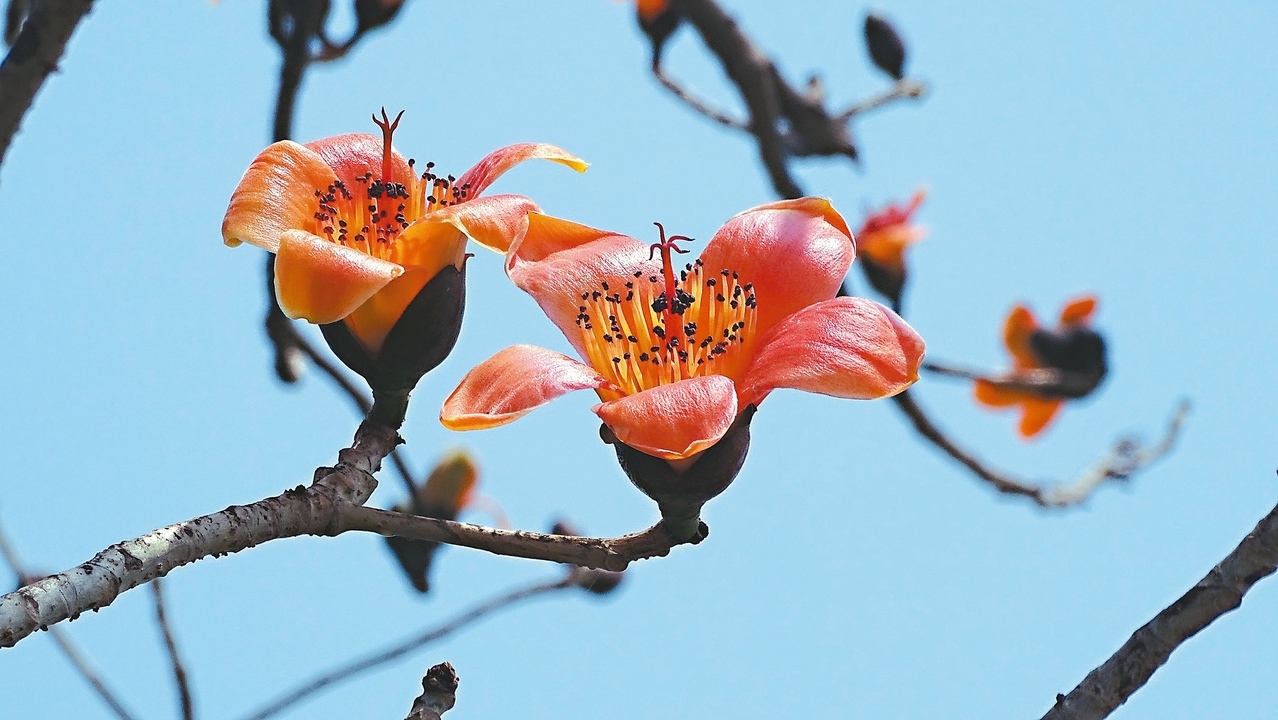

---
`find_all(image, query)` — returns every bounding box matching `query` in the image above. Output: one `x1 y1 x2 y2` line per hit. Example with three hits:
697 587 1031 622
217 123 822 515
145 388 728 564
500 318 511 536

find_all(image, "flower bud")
385 450 478 593
1028 326 1107 398
864 12 907 80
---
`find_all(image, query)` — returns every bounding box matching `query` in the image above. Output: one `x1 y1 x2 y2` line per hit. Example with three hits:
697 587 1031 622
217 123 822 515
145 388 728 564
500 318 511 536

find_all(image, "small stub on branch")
405 662 459 720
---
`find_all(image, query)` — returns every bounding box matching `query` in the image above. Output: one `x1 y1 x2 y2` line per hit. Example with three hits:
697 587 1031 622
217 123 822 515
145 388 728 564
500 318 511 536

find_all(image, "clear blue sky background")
1 1 1276 718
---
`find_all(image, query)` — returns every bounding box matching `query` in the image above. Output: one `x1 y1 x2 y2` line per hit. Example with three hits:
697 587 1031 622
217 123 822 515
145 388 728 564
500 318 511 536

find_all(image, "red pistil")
372 107 404 229
650 222 692 333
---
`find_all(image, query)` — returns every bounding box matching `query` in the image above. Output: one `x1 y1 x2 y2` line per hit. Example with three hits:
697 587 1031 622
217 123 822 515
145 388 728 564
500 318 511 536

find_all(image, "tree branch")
923 360 1102 400
0 521 137 720
240 576 573 720
652 63 747 130
669 0 802 198
0 418 400 648
0 0 93 174
1043 496 1278 719
406 662 458 720
891 390 1189 508
0 426 692 648
834 78 927 123
151 579 195 720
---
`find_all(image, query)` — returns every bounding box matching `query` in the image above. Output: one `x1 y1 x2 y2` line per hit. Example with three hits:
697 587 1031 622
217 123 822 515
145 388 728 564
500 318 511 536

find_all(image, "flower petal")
304 132 415 186
274 230 403 324
441 345 611 430
697 197 856 338
457 143 588 198
594 375 738 460
222 141 338 252
1019 397 1063 438
856 224 926 269
1058 294 1098 326
1003 305 1041 369
507 212 654 358
425 194 542 254
738 297 925 407
973 380 1025 408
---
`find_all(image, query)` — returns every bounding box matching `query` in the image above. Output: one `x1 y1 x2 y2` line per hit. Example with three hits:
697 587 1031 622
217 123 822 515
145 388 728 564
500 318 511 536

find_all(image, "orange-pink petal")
222 141 338 252
697 197 855 338
593 375 738 460
507 213 654 358
457 143 588 198
441 345 612 431
738 297 924 407
425 194 542 254
304 132 415 187
1019 397 1063 439
274 229 403 324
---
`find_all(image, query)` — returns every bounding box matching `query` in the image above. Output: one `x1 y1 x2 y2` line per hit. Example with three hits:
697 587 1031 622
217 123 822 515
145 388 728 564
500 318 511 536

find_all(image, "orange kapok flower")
386 450 479 593
974 295 1106 439
853 188 926 310
222 111 587 357
441 198 926 462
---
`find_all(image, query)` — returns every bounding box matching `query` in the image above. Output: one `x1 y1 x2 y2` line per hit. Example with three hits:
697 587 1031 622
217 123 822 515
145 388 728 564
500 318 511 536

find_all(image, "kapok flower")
222 110 587 392
386 449 479 594
975 294 1107 439
441 198 926 462
854 188 926 310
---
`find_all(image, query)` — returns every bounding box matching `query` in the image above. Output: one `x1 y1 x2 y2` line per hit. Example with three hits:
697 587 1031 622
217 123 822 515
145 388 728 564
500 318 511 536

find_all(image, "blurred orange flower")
222 111 587 354
975 295 1102 439
854 188 926 309
441 198 926 460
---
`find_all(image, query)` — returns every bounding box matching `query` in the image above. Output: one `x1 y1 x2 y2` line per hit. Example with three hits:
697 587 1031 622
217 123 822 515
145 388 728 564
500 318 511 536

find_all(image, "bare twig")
151 579 195 720
892 390 1189 507
834 78 927 122
240 577 572 720
1043 497 1278 719
0 0 93 173
406 662 459 720
0 521 138 720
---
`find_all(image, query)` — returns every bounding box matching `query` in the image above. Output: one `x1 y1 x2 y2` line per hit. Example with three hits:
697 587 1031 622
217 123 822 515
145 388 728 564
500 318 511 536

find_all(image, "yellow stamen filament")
574 257 758 397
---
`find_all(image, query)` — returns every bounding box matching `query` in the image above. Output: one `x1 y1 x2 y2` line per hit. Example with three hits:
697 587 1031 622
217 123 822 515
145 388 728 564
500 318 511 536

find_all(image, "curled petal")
1003 305 1041 369
698 197 856 338
507 213 654 358
305 132 415 187
457 142 588 198
426 194 542 254
739 297 925 408
274 230 402 324
1059 294 1098 326
594 375 738 460
222 141 338 251
441 345 611 430
973 380 1024 408
856 224 926 269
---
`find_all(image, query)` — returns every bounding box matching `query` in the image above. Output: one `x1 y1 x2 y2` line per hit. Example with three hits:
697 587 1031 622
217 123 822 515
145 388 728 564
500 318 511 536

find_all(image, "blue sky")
1 1 1276 718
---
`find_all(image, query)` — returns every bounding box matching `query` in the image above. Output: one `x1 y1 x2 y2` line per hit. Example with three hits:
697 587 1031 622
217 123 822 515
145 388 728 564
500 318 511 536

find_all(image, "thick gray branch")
0 424 689 648
1043 499 1278 719
0 0 93 173
0 419 399 648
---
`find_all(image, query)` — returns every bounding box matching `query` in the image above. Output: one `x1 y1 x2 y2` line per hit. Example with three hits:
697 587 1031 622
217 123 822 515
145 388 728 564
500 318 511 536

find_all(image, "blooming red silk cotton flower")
854 188 926 309
975 295 1103 439
222 113 587 354
441 198 926 461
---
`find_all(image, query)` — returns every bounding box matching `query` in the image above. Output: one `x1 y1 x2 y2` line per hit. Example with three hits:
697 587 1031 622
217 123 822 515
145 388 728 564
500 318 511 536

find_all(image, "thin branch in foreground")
240 576 573 720
151 579 195 720
1043 496 1278 719
892 389 1189 507
406 662 459 720
0 0 93 174
0 521 138 720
